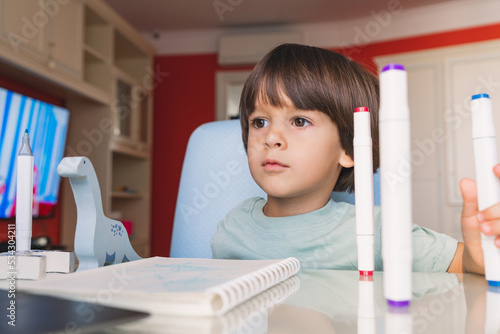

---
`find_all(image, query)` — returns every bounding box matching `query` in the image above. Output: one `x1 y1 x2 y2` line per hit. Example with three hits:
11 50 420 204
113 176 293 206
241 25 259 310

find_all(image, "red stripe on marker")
355 107 369 113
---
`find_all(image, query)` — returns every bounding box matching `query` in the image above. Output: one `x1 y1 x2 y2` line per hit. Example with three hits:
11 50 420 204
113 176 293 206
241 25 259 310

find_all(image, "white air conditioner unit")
218 31 302 66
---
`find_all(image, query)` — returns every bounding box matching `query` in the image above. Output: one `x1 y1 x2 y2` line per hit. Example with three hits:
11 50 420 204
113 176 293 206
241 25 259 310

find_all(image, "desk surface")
96 270 497 334
2 269 499 334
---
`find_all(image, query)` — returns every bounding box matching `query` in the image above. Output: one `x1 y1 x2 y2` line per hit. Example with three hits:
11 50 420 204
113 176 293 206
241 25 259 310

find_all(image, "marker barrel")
379 64 412 305
470 94 500 285
385 307 412 333
354 107 375 274
357 276 376 334
485 287 500 332
16 155 34 251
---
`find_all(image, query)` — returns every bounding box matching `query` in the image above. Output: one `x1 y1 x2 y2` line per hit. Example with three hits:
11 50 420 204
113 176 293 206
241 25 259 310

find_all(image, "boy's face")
247 95 353 208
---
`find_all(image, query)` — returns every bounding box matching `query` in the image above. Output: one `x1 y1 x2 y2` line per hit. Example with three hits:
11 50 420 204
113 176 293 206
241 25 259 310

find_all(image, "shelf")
111 191 143 199
83 44 110 64
84 5 113 61
76 80 112 105
113 29 152 82
82 2 113 94
114 66 139 86
110 139 149 159
83 51 112 93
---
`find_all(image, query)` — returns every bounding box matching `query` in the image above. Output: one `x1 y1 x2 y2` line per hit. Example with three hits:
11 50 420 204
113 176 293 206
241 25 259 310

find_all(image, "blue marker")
471 93 500 286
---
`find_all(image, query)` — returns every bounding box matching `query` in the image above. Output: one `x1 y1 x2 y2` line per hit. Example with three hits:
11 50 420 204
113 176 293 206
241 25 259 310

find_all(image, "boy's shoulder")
226 196 265 216
336 201 381 223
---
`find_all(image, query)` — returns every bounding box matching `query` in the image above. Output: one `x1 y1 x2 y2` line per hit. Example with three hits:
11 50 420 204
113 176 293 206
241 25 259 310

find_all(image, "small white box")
0 252 46 280
29 250 75 273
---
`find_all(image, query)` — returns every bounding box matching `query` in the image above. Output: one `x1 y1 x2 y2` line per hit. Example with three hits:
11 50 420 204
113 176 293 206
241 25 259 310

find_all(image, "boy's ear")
339 151 354 168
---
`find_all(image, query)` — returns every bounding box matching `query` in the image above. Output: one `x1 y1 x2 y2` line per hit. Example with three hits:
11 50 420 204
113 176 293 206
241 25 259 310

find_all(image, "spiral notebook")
109 276 301 333
17 257 300 316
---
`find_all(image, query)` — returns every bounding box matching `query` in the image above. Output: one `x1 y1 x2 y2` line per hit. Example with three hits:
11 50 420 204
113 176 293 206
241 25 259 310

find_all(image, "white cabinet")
375 40 500 240
0 0 46 59
45 0 83 77
0 0 154 257
0 0 83 78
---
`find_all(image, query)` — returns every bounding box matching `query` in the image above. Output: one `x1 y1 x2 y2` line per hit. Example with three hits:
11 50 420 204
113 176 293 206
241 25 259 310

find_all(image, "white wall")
375 40 500 238
144 0 500 56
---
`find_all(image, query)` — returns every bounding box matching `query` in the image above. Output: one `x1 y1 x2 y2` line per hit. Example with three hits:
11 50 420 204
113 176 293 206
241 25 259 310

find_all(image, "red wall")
151 54 251 255
151 23 500 256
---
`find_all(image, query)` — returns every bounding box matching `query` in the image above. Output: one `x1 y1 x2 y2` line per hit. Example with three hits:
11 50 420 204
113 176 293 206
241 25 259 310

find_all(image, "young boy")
211 43 498 274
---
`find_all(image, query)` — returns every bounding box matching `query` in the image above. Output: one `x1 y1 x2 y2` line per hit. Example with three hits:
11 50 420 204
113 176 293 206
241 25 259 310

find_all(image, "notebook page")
15 257 300 316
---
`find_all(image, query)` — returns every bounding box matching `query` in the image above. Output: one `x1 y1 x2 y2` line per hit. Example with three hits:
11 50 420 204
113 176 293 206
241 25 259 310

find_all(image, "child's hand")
458 164 500 274
476 165 500 246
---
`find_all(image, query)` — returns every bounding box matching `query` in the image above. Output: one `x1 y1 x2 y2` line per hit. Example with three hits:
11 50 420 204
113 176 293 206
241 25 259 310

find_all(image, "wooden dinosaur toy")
57 157 141 271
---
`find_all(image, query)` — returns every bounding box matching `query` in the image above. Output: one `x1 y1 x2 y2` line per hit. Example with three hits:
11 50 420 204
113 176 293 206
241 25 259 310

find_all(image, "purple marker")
379 63 412 307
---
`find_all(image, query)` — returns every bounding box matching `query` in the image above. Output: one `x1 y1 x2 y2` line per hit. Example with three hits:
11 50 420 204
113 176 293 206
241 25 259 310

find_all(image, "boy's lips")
262 159 288 171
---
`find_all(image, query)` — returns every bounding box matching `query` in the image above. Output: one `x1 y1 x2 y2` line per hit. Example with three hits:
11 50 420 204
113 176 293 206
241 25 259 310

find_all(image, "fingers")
493 163 500 177
477 211 500 244
477 212 500 232
475 166 500 248
459 178 478 219
459 178 482 248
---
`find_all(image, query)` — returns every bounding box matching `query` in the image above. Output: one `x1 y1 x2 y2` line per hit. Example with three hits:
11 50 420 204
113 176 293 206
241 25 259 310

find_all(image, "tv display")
0 87 69 219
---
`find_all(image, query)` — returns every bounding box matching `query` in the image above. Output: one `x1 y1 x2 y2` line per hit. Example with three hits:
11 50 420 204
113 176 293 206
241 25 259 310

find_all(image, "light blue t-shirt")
211 197 458 272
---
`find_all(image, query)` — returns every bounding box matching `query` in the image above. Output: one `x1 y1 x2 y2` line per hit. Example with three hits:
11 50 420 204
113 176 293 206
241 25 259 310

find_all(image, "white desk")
92 270 497 334
1 269 498 333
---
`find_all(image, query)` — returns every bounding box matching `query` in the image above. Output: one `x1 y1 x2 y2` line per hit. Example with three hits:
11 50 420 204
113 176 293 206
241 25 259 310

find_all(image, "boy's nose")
265 126 286 149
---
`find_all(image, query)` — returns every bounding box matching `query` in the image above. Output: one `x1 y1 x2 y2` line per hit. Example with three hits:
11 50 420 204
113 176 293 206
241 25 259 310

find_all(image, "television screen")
0 86 69 219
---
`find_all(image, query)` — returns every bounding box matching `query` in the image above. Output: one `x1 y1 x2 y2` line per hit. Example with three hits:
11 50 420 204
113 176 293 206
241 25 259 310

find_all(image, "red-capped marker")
355 107 369 113
358 268 376 333
354 107 375 277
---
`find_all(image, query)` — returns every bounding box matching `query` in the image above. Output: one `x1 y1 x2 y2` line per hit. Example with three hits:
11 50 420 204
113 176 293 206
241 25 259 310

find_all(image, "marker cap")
471 93 495 139
488 280 500 287
355 107 369 113
382 63 405 72
353 110 372 146
472 93 490 100
387 299 410 308
379 63 409 121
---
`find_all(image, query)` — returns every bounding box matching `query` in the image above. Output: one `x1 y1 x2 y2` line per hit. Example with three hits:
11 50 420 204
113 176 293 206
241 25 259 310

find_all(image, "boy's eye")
251 118 268 128
293 117 310 127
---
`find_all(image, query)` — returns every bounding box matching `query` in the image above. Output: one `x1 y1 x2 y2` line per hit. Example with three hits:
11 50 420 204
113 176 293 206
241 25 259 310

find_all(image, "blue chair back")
170 120 380 258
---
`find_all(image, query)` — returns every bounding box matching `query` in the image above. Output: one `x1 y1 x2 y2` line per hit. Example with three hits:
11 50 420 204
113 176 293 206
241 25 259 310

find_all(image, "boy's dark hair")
239 43 379 193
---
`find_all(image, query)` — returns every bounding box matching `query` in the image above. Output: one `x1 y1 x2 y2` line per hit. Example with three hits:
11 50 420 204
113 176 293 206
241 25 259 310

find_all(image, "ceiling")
103 0 456 33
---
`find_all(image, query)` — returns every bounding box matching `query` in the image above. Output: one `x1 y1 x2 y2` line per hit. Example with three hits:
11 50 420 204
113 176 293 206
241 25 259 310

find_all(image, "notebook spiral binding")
208 257 301 315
